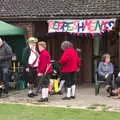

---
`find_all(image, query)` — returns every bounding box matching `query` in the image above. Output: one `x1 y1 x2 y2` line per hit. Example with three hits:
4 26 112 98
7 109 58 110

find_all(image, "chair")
95 71 115 95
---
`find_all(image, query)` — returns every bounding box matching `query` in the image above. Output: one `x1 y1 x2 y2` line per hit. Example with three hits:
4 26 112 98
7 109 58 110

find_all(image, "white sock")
45 88 48 98
67 88 71 98
71 85 76 97
28 90 32 94
42 88 46 99
58 80 65 91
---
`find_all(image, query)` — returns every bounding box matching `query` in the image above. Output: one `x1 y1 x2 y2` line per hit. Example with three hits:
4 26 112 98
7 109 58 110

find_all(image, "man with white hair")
22 37 39 97
0 37 12 97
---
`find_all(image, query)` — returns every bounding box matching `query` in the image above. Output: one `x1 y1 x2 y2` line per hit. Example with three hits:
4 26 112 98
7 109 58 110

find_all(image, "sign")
48 19 116 33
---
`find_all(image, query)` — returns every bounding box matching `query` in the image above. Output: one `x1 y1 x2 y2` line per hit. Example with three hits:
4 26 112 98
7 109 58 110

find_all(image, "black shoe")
71 96 76 99
107 92 116 97
107 94 111 97
28 93 36 98
0 89 2 98
34 93 38 96
1 93 9 98
0 93 2 98
62 97 71 100
57 91 63 95
49 91 55 95
105 85 112 93
38 98 48 102
3 89 8 94
110 92 117 96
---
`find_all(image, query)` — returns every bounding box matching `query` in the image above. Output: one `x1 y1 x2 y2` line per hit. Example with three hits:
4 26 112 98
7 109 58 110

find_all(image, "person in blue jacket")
98 53 114 95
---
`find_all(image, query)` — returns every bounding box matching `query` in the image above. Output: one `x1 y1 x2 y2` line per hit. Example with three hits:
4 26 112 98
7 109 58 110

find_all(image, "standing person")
0 38 12 97
59 41 80 100
37 41 52 102
22 37 39 97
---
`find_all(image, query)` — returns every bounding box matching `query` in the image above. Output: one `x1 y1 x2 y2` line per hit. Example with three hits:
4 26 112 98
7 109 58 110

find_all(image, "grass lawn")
0 104 120 120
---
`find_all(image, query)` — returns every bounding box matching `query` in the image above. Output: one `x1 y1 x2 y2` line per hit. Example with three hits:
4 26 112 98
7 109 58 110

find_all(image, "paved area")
0 85 120 111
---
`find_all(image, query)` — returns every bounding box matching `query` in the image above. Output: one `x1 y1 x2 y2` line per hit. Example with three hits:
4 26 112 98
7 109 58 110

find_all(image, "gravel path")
0 85 120 111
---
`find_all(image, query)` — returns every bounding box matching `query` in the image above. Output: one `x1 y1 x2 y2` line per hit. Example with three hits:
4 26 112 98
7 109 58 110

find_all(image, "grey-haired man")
0 38 12 97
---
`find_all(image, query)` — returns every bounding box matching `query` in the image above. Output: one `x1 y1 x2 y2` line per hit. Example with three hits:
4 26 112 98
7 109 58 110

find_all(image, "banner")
48 19 116 33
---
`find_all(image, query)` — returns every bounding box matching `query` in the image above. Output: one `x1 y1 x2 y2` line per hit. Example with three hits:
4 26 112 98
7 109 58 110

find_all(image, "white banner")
48 19 116 33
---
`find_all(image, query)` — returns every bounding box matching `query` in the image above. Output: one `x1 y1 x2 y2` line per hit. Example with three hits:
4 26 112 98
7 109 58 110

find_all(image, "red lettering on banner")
73 21 79 30
85 20 91 28
89 21 96 31
48 19 116 33
58 22 64 31
85 20 96 32
102 21 108 32
48 21 53 29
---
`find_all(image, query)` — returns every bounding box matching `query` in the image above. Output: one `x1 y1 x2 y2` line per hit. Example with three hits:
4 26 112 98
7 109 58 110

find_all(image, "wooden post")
118 19 120 71
119 31 120 71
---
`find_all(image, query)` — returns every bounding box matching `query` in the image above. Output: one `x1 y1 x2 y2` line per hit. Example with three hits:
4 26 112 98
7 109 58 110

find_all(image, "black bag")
115 77 120 88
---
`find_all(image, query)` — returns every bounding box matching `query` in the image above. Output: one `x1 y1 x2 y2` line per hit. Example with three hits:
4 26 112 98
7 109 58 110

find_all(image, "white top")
28 49 39 68
118 72 120 77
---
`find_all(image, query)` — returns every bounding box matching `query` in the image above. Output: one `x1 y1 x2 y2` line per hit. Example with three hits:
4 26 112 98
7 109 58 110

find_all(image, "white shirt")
28 49 39 68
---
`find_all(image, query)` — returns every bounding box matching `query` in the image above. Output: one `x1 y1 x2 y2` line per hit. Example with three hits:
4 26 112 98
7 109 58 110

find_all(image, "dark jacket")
21 46 30 68
59 48 80 73
0 42 12 68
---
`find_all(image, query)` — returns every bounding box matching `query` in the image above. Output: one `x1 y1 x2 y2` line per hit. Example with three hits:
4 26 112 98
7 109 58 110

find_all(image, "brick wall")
12 22 34 38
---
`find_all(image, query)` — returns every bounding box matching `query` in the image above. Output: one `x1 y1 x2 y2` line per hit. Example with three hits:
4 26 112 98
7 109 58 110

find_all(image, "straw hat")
27 37 38 43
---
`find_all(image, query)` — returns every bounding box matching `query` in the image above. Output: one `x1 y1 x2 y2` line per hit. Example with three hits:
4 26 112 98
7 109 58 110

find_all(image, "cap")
27 37 38 43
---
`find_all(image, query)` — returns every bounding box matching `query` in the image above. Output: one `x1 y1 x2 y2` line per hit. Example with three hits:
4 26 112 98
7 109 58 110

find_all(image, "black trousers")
115 77 120 88
99 74 113 86
25 67 37 87
0 68 9 94
61 72 76 88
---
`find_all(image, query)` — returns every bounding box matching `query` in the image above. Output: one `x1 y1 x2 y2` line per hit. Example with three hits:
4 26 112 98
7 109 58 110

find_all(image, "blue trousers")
0 68 9 94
